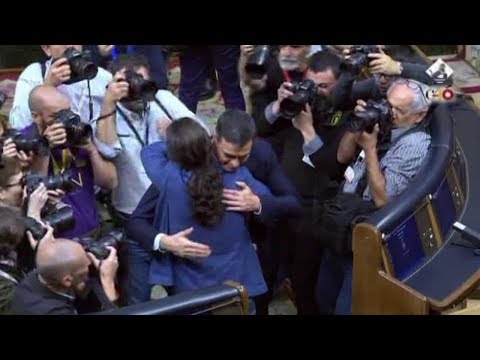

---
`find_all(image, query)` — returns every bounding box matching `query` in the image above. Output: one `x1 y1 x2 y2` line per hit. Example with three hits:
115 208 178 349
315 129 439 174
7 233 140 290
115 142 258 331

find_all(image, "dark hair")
215 109 256 147
167 118 225 227
108 53 151 76
0 114 9 135
308 51 342 79
0 206 25 256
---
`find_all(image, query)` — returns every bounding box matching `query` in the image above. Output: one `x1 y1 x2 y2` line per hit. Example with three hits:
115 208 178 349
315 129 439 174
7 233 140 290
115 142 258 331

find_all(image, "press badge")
344 150 366 183
344 166 355 183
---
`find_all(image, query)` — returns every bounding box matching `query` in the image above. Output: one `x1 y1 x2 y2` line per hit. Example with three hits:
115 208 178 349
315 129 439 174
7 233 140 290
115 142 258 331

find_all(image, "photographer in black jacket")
263 51 358 314
333 45 443 108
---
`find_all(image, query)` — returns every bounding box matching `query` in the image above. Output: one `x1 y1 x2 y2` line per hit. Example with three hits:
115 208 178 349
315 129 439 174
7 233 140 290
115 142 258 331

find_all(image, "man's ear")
62 275 73 289
41 46 51 58
414 110 428 124
31 111 42 126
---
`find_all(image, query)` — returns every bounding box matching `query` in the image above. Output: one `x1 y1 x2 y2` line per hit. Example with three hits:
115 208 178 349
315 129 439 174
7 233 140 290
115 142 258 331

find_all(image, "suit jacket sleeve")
251 141 302 223
125 184 160 251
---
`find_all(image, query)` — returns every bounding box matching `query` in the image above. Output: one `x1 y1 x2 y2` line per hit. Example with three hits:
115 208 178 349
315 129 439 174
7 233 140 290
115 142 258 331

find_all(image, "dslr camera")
54 109 92 146
25 170 77 195
279 79 317 119
0 90 6 109
341 45 381 75
1 129 49 155
349 99 393 136
57 47 98 85
24 206 76 241
123 70 159 103
79 230 123 260
245 45 272 79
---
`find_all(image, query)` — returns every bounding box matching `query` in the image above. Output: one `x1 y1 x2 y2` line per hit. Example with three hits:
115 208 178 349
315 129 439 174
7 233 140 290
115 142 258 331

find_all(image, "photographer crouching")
11 236 119 315
314 78 432 314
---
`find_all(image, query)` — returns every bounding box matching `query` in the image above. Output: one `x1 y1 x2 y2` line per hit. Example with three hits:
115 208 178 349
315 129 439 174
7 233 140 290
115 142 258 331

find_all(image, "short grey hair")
387 78 431 113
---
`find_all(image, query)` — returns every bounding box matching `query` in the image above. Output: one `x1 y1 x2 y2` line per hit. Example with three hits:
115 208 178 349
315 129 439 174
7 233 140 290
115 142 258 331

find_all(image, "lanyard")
116 106 149 148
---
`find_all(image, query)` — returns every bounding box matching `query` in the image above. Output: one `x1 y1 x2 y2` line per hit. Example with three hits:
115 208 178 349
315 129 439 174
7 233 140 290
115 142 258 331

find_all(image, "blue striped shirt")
343 126 431 201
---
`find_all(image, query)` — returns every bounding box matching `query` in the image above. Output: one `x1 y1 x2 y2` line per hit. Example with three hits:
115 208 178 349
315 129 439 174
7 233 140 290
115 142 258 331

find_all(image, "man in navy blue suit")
124 109 302 311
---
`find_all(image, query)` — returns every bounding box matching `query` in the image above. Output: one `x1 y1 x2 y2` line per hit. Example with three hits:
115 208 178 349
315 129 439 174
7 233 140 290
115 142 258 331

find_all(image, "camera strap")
0 268 18 284
40 61 47 79
116 106 149 148
87 80 93 122
153 97 174 121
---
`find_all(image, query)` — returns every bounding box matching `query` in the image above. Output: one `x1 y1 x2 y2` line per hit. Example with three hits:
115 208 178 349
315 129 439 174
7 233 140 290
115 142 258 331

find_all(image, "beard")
279 56 302 71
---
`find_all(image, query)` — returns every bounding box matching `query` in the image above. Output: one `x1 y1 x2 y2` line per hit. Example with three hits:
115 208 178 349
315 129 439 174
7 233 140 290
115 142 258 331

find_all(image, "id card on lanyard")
116 106 149 148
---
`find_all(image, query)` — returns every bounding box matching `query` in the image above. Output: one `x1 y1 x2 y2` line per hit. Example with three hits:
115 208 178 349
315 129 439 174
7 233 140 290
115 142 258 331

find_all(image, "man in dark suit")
124 109 302 313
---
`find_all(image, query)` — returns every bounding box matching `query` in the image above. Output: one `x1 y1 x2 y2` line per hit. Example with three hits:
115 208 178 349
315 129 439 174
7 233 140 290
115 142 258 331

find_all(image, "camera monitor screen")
385 210 427 281
433 176 457 238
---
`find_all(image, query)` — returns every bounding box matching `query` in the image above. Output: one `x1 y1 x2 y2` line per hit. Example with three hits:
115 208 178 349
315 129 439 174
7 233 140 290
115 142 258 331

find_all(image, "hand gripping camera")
58 47 98 85
279 79 317 119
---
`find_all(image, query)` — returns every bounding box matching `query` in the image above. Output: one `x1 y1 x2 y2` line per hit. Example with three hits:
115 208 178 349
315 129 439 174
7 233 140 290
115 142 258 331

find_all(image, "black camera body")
25 170 77 195
341 45 381 75
79 230 123 260
349 99 393 135
60 47 98 85
25 206 76 241
1 129 49 155
123 70 159 103
245 45 272 80
280 79 317 119
0 90 6 109
54 109 92 146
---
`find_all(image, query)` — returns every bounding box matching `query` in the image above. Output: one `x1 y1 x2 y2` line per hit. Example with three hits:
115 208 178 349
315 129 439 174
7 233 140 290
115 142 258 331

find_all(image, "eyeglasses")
392 78 430 106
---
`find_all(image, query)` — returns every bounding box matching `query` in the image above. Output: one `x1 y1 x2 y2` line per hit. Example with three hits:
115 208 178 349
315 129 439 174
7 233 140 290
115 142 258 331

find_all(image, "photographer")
0 206 28 314
262 50 362 314
335 46 442 108
20 85 118 239
0 206 56 315
315 78 432 315
95 53 207 234
10 45 112 130
240 45 312 154
11 238 119 315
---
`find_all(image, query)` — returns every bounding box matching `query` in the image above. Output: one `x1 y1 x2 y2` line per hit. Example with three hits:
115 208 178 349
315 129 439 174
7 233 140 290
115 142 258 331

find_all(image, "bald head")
29 85 70 114
36 239 91 288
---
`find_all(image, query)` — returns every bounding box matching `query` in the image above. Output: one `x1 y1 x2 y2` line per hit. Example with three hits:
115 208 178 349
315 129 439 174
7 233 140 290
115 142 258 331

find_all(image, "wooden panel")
352 223 429 315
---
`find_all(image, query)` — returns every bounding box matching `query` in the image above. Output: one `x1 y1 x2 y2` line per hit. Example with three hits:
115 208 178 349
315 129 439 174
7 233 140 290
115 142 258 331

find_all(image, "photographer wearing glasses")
315 78 432 315
10 45 112 131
